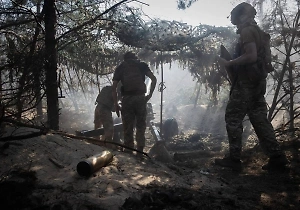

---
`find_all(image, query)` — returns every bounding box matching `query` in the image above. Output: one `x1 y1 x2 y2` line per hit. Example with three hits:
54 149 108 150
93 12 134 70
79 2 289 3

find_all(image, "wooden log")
75 123 123 137
174 150 219 161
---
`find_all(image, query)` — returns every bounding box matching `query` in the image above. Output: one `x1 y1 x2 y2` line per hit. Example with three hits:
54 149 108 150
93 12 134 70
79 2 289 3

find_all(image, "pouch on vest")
256 27 274 73
244 62 267 83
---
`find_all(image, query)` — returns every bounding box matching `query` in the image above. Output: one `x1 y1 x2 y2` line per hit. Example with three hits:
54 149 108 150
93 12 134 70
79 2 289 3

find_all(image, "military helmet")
124 51 137 60
230 2 256 25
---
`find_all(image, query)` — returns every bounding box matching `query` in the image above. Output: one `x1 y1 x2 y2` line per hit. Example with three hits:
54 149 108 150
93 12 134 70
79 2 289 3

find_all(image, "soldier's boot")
215 155 242 172
123 148 133 154
262 154 289 172
136 146 144 159
123 142 134 154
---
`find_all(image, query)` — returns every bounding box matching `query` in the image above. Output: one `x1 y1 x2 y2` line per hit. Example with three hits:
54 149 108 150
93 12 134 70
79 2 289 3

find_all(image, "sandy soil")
0 105 299 210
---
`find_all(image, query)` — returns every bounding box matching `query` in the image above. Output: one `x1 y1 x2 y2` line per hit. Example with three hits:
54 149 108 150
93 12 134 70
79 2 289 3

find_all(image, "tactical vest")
236 24 269 83
120 60 146 95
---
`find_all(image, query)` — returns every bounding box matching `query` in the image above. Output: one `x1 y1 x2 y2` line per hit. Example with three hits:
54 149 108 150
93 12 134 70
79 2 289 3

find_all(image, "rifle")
220 45 235 84
220 45 238 95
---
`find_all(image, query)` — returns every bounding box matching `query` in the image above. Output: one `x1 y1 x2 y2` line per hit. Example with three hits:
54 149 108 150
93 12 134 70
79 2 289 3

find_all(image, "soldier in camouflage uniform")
94 86 115 142
216 2 288 171
112 52 157 156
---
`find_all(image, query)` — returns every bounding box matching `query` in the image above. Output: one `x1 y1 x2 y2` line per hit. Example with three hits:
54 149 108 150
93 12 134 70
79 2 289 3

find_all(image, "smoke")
59 61 286 143
149 62 229 136
58 62 227 136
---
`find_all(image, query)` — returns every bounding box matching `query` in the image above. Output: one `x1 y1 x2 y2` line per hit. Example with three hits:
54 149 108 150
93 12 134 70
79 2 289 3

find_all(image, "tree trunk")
288 62 295 135
44 0 59 130
35 0 43 120
35 71 43 120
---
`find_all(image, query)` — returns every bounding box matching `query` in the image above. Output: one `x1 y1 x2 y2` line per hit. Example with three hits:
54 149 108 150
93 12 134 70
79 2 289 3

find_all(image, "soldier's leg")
101 109 114 142
94 105 102 139
248 99 288 170
94 105 101 129
248 98 285 156
225 89 248 160
248 80 288 171
113 117 123 143
215 88 248 171
135 96 147 153
121 96 135 150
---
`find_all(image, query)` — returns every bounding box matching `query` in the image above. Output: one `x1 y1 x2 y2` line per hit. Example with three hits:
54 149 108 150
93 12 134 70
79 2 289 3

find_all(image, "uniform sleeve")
112 64 122 81
240 26 256 45
139 62 151 75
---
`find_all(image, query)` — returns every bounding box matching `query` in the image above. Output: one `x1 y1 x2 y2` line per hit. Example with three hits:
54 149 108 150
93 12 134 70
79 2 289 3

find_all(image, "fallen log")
1 119 149 157
75 123 123 137
0 130 47 142
53 131 150 158
173 150 219 161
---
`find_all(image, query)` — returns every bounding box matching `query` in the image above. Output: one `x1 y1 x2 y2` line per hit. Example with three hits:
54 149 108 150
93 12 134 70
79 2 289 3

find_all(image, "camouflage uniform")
94 104 113 141
226 22 284 160
112 53 151 151
94 86 114 141
226 80 282 160
121 95 147 149
216 2 287 171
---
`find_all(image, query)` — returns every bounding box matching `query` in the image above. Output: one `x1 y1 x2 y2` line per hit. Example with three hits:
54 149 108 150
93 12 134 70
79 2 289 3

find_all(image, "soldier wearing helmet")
216 2 288 172
112 52 157 158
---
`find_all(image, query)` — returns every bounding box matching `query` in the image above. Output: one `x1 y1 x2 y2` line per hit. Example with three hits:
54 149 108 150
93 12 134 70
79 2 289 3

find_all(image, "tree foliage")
258 0 300 134
177 0 199 9
0 0 135 129
2 0 299 135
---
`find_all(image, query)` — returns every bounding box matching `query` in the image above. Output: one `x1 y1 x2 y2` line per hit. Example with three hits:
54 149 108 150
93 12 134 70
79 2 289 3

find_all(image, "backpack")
121 60 146 95
241 25 274 82
255 26 274 73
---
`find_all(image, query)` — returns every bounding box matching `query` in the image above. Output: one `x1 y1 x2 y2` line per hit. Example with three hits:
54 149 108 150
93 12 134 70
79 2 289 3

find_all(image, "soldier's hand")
218 56 230 67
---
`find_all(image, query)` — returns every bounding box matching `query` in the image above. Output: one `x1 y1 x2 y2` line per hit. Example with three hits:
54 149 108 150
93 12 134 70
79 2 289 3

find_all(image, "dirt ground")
0 105 300 210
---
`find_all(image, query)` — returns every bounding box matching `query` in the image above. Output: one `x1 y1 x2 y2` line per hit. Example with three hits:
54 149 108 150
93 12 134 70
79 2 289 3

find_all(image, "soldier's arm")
221 42 257 67
112 80 120 117
145 70 157 102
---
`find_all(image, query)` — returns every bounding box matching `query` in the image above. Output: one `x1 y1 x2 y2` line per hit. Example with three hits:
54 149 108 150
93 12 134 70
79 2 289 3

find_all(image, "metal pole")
160 52 164 134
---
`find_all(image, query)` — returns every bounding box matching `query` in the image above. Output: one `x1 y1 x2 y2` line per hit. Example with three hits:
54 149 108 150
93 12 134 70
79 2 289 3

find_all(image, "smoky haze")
58 61 287 144
59 62 231 139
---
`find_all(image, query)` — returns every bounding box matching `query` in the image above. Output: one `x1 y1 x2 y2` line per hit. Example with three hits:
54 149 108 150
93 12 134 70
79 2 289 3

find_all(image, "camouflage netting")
114 19 233 51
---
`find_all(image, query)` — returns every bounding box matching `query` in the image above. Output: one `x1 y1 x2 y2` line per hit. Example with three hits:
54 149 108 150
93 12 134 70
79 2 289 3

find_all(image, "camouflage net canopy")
115 19 229 51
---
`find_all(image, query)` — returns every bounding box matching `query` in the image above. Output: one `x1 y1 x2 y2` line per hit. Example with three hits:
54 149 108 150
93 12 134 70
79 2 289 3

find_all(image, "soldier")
112 52 157 157
94 86 115 143
216 2 288 171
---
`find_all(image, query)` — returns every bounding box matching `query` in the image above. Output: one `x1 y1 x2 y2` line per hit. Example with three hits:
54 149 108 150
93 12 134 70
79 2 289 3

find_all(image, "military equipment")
162 118 178 141
220 45 235 84
77 150 113 177
148 123 173 163
76 123 123 138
